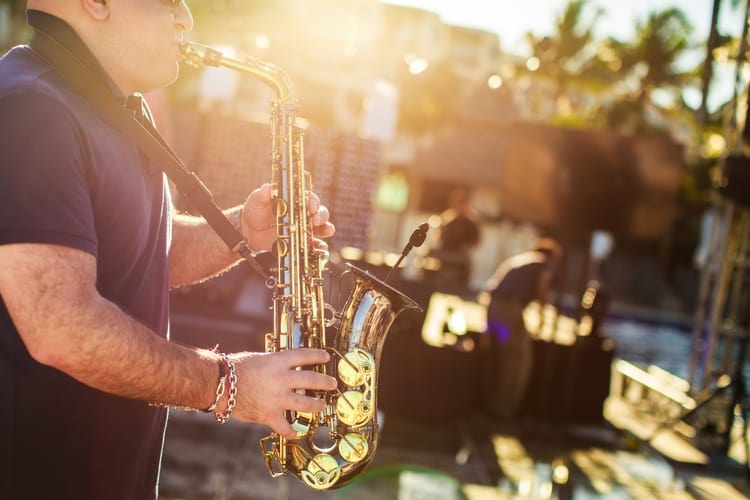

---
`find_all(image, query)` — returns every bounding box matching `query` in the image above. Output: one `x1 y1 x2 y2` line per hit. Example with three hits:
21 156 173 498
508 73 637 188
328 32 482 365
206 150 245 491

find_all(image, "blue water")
602 318 750 387
603 319 693 379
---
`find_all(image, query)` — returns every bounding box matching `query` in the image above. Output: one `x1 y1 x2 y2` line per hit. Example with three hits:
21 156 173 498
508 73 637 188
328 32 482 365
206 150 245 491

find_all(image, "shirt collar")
27 9 127 101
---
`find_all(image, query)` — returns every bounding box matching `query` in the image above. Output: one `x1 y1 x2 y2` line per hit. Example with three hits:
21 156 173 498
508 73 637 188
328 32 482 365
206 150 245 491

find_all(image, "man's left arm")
169 183 334 287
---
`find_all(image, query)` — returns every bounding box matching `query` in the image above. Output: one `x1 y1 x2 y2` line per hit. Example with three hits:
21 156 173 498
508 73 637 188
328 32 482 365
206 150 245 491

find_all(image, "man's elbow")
21 329 76 370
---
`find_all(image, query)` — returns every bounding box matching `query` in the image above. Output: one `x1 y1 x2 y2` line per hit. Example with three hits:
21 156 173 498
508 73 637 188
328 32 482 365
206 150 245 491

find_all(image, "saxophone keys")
271 196 288 217
337 349 374 387
301 453 341 490
273 238 288 257
338 432 369 463
259 434 286 478
336 390 371 426
291 412 314 437
323 303 337 328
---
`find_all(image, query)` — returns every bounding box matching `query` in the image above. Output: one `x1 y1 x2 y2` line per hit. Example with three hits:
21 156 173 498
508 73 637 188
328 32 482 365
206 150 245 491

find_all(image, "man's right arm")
0 242 219 408
0 243 336 438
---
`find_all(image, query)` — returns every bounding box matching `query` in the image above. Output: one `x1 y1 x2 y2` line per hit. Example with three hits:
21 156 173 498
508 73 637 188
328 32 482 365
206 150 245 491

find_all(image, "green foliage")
515 0 730 216
520 2 697 133
523 0 604 91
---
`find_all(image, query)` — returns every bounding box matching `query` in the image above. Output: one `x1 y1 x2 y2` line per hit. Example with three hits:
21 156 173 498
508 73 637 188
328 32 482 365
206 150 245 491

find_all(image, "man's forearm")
1 243 219 410
42 295 219 409
169 208 244 288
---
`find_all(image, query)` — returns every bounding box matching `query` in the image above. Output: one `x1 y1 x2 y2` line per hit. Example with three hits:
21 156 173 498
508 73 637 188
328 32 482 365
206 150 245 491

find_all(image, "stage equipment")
384 222 429 282
420 292 487 349
718 154 750 208
688 2 750 392
686 2 750 474
379 287 484 421
180 43 421 490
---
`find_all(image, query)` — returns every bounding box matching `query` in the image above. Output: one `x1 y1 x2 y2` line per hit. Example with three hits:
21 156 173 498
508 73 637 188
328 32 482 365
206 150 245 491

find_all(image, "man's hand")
229 348 337 438
240 183 335 252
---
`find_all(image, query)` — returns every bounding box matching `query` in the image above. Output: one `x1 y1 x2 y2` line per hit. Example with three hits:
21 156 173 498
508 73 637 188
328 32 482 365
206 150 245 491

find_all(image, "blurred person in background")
428 187 481 290
478 237 563 418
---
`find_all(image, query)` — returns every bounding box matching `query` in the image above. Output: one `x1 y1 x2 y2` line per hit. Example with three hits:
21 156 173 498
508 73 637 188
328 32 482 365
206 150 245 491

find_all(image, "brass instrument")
180 42 420 490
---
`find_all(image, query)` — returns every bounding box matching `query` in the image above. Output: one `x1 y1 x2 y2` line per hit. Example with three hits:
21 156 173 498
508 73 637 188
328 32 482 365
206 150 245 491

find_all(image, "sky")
382 0 719 53
382 0 744 110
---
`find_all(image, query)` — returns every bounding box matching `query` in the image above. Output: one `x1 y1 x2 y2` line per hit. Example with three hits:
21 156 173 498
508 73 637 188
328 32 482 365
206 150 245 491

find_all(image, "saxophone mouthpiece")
179 42 223 68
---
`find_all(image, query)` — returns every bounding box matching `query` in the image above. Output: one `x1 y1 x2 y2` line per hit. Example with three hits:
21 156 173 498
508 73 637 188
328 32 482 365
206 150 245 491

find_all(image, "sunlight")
254 34 269 50
404 53 429 75
487 74 503 89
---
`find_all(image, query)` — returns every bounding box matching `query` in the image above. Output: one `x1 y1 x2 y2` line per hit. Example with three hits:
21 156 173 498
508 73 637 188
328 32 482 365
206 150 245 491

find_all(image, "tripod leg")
722 386 740 454
744 402 750 480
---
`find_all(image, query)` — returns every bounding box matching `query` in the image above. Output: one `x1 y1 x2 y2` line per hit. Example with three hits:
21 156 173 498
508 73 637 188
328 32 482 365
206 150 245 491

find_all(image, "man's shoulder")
1 46 50 90
506 251 546 270
0 45 78 109
0 46 103 143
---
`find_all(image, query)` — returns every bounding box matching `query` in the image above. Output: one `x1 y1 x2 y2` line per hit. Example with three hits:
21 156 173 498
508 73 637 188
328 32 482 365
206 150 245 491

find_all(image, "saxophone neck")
179 41 295 103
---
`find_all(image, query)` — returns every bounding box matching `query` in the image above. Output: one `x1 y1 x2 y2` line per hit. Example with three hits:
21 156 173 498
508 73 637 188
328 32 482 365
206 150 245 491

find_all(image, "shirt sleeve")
0 92 97 256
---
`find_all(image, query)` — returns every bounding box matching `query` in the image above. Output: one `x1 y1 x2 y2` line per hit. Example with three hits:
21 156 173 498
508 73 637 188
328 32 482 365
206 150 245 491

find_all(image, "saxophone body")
180 42 420 490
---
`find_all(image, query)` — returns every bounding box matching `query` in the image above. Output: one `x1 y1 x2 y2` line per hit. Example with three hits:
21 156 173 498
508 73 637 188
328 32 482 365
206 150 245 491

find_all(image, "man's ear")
80 0 110 21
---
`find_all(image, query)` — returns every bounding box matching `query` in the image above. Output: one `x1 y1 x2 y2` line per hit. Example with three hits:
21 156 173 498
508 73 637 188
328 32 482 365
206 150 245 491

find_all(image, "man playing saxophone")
0 2 337 499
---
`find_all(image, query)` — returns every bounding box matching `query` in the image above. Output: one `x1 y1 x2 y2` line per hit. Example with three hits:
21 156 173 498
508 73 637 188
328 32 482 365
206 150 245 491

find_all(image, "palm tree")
518 0 607 120
600 7 694 135
698 0 746 125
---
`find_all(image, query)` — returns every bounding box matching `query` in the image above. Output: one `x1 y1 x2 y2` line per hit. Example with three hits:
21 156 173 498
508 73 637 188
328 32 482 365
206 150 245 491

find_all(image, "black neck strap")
28 29 273 285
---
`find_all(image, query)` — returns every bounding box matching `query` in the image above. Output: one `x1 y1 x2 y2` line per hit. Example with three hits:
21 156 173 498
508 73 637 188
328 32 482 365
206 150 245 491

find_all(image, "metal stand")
688 0 750 398
680 326 750 477
685 2 750 473
719 329 750 463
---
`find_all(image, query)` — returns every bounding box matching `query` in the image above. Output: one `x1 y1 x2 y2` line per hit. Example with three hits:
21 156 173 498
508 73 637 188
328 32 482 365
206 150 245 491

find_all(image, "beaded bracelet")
213 353 237 424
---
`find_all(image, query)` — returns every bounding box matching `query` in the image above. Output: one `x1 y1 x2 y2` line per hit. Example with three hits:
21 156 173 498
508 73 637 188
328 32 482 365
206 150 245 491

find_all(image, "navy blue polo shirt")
0 11 172 500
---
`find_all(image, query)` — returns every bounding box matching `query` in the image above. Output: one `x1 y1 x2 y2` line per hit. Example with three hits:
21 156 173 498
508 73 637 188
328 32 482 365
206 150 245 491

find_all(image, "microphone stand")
384 223 429 284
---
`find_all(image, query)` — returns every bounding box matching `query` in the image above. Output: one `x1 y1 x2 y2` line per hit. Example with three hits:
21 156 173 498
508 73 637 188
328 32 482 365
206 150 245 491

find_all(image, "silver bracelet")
205 367 227 414
214 354 237 424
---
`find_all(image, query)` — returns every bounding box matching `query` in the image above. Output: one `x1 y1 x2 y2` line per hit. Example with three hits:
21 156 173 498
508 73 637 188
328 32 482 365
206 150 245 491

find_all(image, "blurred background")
0 0 741 308
3 0 750 498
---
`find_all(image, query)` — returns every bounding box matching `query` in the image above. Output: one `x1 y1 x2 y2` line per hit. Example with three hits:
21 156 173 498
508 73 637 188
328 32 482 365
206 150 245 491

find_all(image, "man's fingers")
282 347 331 366
307 192 320 212
247 183 273 208
290 370 337 391
313 222 335 238
270 416 296 439
289 392 328 414
310 204 329 226
269 394 329 439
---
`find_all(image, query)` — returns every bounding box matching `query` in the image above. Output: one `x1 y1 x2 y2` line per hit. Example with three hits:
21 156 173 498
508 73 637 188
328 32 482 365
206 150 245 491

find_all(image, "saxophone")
180 42 421 490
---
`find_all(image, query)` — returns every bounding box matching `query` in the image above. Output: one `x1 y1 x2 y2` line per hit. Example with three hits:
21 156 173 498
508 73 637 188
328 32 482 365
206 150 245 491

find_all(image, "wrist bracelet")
205 362 227 413
214 353 237 424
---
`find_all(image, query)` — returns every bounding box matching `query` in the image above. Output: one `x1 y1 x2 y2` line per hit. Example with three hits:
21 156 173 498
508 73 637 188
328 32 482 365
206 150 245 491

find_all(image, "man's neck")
27 9 127 99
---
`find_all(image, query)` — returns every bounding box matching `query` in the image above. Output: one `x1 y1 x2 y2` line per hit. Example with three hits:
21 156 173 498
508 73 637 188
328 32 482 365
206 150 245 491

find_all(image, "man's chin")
150 68 180 91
